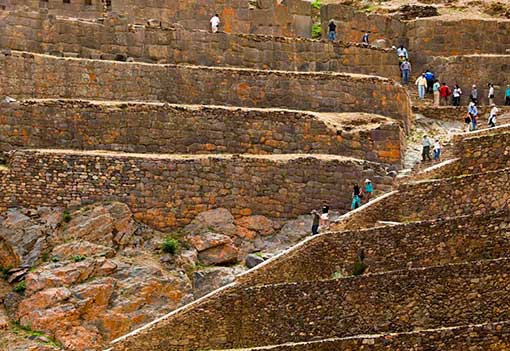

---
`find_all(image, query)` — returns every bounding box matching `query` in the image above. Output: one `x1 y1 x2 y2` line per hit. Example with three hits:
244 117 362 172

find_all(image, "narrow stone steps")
108 257 510 351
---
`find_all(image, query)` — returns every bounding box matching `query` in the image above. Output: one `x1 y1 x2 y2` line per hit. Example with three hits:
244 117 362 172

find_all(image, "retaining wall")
236 211 510 285
0 10 399 78
0 150 392 230
240 322 510 350
338 167 510 230
0 52 412 130
110 258 510 350
111 0 312 37
0 0 102 18
0 100 405 165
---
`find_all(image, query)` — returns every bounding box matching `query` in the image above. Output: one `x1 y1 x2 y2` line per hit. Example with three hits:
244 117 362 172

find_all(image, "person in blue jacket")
424 69 435 94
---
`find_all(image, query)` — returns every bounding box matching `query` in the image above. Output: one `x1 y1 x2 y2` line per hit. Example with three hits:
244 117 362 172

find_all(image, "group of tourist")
310 179 373 235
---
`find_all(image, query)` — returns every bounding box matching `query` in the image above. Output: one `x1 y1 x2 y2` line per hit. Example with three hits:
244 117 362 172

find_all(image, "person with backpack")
452 83 462 106
361 33 370 46
439 83 451 106
424 69 435 94
328 20 337 41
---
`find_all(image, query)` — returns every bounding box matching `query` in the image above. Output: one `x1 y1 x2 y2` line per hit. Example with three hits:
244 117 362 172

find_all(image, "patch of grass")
51 256 60 263
312 23 322 39
352 261 368 276
10 322 62 348
71 255 86 263
14 280 26 294
331 271 346 280
0 265 12 279
162 237 179 255
311 0 321 10
62 211 72 223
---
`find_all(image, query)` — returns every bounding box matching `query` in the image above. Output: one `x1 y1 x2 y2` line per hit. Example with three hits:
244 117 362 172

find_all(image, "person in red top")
439 82 451 106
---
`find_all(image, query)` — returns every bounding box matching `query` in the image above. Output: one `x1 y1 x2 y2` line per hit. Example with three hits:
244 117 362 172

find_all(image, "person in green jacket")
505 85 510 106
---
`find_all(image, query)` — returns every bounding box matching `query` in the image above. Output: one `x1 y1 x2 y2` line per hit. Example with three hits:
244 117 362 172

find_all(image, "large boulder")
62 202 135 248
192 266 244 298
184 208 237 237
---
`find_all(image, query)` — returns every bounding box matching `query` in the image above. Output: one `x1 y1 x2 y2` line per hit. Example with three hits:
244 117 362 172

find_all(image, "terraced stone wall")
0 52 412 130
320 4 407 45
339 167 510 230
236 211 510 286
0 101 404 165
423 55 510 106
321 6 510 57
408 18 510 56
0 0 103 18
0 10 399 78
413 105 510 121
110 259 510 351
0 150 392 230
430 131 510 178
111 0 312 37
247 322 510 350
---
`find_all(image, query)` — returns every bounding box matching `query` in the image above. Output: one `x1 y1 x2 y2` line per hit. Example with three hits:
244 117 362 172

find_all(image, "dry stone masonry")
0 1 509 350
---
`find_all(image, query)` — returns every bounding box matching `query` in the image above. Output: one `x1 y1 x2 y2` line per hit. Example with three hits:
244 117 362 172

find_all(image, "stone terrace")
0 51 412 130
0 99 405 165
109 123 510 350
0 9 399 78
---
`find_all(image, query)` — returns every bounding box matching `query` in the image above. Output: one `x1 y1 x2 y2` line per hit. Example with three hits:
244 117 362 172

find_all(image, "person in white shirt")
488 83 495 105
415 74 428 100
210 14 220 33
488 104 498 128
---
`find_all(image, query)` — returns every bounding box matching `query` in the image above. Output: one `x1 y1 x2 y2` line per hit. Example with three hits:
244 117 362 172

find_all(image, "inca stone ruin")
0 0 510 350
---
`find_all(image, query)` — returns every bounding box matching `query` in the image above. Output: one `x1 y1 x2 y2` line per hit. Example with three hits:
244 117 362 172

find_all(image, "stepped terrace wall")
236 211 510 286
428 130 510 178
239 322 510 350
0 52 412 130
0 150 392 230
110 258 510 351
407 18 510 57
111 0 312 37
337 167 510 230
0 10 400 79
0 100 405 165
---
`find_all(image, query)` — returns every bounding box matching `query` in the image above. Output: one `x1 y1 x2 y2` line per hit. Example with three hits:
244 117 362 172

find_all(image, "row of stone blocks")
0 51 412 132
0 149 393 230
108 214 510 350
0 9 399 79
0 100 404 165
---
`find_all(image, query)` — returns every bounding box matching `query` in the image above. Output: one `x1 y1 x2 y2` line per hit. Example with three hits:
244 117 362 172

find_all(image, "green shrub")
162 237 179 254
14 281 26 294
311 0 321 10
352 261 368 276
62 211 72 223
312 23 322 39
71 255 86 263
0 265 12 279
